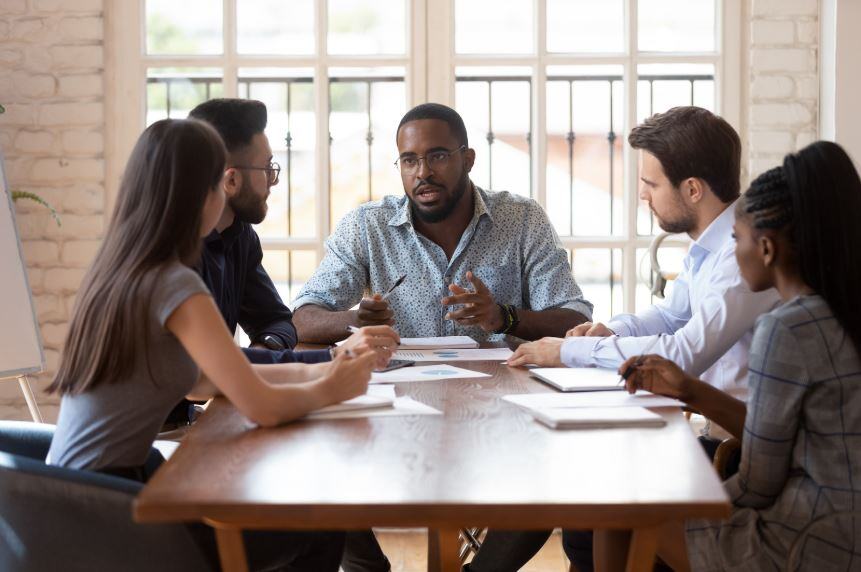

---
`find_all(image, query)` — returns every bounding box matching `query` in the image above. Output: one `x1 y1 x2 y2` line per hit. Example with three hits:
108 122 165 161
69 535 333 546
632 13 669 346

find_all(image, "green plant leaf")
0 103 5 114
11 190 62 227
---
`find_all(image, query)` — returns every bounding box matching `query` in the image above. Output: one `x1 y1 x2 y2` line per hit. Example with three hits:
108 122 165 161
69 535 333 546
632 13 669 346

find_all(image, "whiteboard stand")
1 375 43 423
18 375 43 422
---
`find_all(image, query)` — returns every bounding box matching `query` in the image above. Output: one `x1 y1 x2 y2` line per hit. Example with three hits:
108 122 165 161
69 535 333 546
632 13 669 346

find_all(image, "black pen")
618 335 661 385
381 274 407 301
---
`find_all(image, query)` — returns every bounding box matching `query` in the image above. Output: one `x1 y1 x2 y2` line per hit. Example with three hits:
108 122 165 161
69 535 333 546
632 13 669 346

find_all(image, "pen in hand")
380 274 407 301
618 334 661 386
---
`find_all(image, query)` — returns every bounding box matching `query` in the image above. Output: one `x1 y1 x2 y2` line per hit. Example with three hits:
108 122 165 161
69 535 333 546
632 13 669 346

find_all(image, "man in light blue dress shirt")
507 107 779 396
470 107 780 572
293 103 593 344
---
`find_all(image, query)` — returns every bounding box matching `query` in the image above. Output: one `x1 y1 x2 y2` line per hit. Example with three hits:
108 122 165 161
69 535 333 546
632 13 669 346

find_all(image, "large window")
111 0 739 328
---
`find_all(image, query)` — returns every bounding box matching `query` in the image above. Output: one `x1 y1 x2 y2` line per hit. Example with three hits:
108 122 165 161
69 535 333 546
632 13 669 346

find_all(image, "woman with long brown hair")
46 118 375 570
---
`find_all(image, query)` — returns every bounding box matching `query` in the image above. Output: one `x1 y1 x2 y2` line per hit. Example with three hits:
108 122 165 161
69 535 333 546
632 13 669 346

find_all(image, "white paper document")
305 394 394 418
303 396 442 420
502 391 683 410
370 364 491 384
396 336 479 349
393 348 513 362
531 406 667 429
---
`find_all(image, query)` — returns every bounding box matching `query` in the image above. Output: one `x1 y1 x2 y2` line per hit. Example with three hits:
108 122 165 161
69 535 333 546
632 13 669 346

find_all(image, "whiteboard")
0 150 45 378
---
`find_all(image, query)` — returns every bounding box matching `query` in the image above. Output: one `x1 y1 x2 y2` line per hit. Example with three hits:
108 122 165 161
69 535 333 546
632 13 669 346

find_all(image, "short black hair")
629 106 741 203
188 98 267 153
396 103 468 147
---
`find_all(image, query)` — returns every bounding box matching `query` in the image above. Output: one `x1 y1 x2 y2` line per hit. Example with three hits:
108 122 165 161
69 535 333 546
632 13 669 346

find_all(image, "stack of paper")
305 393 394 417
397 336 478 349
370 364 491 384
304 385 442 420
393 348 513 362
502 392 682 410
531 406 666 429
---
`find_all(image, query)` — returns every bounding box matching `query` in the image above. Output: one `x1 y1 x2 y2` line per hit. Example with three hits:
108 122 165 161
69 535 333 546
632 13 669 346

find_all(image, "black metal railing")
147 72 712 299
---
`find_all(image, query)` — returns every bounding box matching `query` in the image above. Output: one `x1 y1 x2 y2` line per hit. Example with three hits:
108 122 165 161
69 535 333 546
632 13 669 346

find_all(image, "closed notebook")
306 394 394 417
531 368 622 392
531 406 666 429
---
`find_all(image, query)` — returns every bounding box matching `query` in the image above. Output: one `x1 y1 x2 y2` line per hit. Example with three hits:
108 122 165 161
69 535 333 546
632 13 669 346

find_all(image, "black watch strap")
493 304 520 335
258 334 286 351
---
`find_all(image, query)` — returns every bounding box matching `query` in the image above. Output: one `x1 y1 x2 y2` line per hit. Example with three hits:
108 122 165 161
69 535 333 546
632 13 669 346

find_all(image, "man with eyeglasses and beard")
293 102 593 346
181 98 399 572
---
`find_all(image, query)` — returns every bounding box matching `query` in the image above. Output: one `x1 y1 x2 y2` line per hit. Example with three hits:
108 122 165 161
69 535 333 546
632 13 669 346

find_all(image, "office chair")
0 420 214 572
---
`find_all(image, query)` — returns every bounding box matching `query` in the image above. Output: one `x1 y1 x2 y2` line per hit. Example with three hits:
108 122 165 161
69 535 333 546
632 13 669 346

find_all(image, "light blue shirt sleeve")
561 246 778 377
292 209 370 311
521 200 594 319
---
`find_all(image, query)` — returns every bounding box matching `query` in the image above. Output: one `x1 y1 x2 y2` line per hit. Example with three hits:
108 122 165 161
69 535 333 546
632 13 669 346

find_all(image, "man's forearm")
511 309 589 340
293 304 357 344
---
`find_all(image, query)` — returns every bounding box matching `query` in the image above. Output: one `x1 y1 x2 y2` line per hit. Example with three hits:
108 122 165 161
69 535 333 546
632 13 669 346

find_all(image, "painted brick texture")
0 0 104 421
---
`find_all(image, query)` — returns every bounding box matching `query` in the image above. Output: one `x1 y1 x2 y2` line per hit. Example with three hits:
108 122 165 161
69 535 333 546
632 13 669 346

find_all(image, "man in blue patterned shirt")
293 103 593 343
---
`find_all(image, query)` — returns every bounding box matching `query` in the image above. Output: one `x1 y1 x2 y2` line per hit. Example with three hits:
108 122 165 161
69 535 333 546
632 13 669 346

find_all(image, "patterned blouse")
686 294 861 570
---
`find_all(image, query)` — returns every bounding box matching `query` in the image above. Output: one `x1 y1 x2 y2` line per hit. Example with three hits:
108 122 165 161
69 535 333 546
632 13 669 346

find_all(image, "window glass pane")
455 67 531 196
638 0 715 52
263 250 319 307
328 0 406 55
146 68 222 125
455 0 534 54
547 0 623 53
546 66 623 237
329 68 406 229
238 0 314 55
635 243 687 312
239 68 316 240
146 0 222 55
567 248 622 323
636 64 714 236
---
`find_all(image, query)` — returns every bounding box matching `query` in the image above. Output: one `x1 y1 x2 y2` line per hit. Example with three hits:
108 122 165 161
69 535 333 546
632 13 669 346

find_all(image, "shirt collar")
205 216 243 246
387 182 493 228
693 200 736 255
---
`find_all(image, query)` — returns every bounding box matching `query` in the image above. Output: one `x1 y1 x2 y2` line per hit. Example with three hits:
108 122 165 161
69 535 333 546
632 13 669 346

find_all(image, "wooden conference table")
134 344 729 572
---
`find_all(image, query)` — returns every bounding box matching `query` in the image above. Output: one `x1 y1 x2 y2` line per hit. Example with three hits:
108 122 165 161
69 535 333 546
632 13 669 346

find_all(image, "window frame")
105 0 741 314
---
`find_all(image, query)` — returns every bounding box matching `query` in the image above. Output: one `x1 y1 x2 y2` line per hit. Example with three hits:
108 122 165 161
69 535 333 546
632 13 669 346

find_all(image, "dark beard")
409 171 469 224
229 179 267 225
654 191 697 234
656 211 696 234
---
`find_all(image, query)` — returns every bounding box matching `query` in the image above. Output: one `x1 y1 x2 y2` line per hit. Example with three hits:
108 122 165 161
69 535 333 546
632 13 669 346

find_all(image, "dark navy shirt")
198 218 330 365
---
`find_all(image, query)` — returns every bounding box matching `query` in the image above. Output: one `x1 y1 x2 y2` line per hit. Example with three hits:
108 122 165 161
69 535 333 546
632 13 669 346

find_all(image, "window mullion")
533 0 547 206
223 0 238 97
623 0 639 314
316 0 331 261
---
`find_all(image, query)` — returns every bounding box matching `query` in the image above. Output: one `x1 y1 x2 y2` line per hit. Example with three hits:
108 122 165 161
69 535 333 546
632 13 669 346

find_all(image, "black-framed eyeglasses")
231 161 281 184
393 145 466 175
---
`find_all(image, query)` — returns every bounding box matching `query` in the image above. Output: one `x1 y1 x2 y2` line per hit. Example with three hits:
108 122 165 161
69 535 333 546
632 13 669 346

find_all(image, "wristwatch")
257 334 286 351
493 304 520 335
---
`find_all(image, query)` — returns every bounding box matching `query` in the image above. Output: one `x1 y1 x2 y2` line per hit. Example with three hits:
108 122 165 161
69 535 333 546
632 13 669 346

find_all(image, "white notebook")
531 406 666 429
397 336 479 350
531 368 623 392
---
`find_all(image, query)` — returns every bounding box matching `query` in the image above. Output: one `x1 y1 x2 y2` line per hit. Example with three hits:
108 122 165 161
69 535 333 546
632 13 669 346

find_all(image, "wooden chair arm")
712 437 741 480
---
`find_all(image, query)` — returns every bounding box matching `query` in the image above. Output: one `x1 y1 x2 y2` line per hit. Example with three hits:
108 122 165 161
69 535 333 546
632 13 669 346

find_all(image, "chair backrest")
0 421 214 572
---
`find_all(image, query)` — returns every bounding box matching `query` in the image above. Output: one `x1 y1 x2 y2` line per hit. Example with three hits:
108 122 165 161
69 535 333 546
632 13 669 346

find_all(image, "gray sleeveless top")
48 262 210 470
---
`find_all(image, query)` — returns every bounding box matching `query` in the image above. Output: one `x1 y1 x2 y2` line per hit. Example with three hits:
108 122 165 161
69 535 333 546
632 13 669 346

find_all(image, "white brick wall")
0 0 104 420
747 0 820 179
